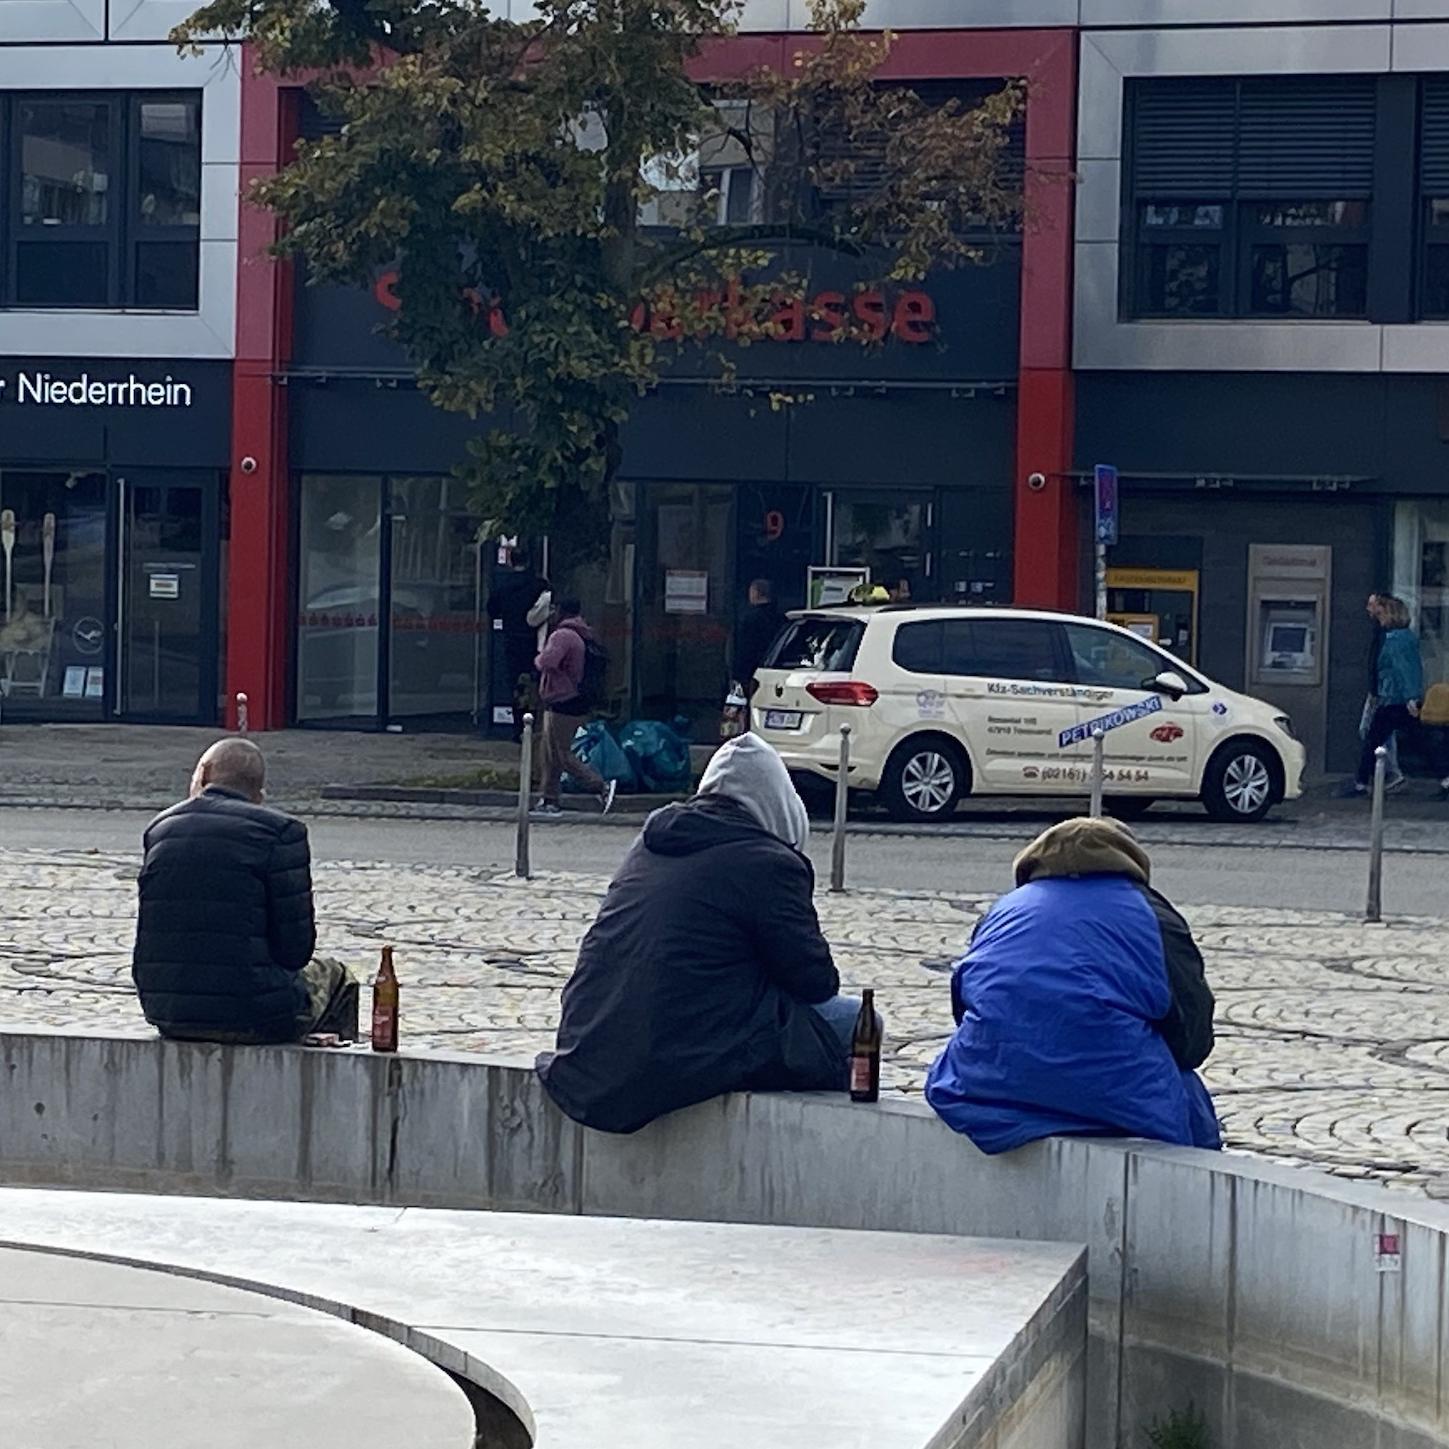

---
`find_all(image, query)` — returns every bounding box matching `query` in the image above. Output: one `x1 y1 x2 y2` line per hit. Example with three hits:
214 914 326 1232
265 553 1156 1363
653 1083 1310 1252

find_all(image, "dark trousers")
539 708 603 805
1358 704 1417 785
504 636 537 743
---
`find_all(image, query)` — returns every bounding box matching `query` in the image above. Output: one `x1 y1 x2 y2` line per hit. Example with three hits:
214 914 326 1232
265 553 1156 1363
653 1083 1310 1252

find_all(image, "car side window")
942 619 1065 683
892 620 943 673
1065 623 1168 691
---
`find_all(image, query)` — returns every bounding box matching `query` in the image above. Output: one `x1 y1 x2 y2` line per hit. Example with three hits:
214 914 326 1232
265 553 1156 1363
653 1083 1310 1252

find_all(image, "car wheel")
1105 796 1157 822
1202 742 1279 823
881 739 966 823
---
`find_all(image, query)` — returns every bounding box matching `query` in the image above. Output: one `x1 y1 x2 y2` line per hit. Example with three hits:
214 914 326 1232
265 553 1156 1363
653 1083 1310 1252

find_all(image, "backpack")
577 637 610 711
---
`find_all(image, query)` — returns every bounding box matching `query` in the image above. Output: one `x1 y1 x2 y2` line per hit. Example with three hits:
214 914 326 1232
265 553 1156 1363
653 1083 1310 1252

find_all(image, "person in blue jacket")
925 816 1221 1154
1344 594 1423 797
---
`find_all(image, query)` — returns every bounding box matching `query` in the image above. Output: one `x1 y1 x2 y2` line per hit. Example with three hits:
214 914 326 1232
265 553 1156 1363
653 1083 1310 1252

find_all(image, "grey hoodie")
696 733 810 853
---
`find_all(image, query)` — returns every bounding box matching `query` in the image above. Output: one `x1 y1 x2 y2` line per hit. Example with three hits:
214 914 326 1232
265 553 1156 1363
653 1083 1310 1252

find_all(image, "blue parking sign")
1094 464 1119 546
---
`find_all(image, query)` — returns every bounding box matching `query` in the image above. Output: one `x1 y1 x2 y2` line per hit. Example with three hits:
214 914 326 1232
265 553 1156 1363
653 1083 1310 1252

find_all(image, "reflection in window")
137 100 201 227
20 101 110 226
295 475 383 722
1064 623 1163 691
0 470 108 719
1249 242 1367 317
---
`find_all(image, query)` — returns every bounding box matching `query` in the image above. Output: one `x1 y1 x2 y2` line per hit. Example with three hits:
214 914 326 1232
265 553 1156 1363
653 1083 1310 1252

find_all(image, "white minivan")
752 605 1306 824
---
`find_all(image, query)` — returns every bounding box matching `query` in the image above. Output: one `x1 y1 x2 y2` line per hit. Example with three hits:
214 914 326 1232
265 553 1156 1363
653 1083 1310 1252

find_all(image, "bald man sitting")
132 739 358 1044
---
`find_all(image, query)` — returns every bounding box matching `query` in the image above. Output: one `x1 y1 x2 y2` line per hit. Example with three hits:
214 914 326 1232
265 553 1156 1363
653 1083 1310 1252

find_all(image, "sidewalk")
3 721 1449 851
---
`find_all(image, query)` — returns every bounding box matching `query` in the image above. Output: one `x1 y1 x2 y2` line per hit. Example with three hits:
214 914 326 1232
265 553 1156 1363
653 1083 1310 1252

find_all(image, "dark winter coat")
132 787 318 1040
537 795 843 1133
733 601 783 689
487 569 549 645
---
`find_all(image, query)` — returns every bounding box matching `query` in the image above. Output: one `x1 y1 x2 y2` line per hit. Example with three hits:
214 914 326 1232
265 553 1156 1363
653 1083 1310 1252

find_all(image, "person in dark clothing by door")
487 550 550 743
537 733 875 1133
132 739 357 1044
732 579 783 697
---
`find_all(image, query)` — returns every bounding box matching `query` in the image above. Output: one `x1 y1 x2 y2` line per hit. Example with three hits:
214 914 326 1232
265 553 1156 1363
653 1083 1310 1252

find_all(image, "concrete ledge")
2 1028 1447 1448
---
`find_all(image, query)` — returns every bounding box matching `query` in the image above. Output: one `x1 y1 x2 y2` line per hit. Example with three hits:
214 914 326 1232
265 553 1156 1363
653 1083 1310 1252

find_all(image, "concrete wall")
2 1028 1445 1449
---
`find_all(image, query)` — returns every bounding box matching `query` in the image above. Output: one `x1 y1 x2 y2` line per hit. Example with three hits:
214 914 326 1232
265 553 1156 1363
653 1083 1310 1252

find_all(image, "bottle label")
850 1055 874 1094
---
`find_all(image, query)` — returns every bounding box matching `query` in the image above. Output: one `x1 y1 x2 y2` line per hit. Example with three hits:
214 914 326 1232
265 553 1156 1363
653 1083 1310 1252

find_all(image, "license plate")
764 709 803 731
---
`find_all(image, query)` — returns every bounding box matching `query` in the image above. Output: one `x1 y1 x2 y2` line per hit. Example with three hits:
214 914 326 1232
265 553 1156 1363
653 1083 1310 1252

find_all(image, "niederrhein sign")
0 369 195 408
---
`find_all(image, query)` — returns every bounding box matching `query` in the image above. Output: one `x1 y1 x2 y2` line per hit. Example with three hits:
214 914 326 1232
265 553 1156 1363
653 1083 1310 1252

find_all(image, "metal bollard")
1088 729 1105 818
235 692 249 734
830 725 852 894
516 712 535 881
1366 744 1388 923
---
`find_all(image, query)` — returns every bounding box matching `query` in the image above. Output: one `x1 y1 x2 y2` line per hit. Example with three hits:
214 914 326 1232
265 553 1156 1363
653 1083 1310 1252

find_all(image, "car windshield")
765 618 864 672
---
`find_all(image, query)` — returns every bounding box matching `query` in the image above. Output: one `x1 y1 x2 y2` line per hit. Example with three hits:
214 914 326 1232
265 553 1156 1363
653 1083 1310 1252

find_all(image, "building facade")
1070 5 1449 772
0 6 238 723
8 0 1449 772
228 23 1076 736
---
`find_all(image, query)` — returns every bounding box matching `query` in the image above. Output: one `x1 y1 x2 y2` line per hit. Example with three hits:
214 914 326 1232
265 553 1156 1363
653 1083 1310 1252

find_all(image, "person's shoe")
1386 773 1408 794
532 802 564 817
600 778 618 816
1335 780 1369 799
1437 778 1449 802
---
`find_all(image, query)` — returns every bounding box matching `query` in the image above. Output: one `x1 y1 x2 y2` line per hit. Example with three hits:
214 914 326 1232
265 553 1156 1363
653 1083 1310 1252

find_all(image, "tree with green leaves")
177 0 1023 564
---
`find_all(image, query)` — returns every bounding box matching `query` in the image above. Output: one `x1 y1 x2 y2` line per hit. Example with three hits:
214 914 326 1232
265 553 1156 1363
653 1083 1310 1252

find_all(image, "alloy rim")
1222 754 1271 814
902 752 956 813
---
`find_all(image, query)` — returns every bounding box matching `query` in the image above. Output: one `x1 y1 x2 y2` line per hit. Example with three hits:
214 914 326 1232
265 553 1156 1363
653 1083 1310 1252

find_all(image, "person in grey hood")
536 734 871 1133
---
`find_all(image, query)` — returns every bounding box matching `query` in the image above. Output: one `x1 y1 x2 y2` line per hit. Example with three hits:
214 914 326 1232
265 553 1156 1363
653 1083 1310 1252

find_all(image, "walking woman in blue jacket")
1347 595 1423 796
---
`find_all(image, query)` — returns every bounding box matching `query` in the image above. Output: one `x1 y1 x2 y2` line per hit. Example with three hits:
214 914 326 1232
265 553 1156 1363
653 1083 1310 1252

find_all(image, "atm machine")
1246 544 1331 768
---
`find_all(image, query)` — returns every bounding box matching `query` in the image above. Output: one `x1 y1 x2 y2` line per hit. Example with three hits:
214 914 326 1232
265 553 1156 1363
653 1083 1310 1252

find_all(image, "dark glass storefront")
286 246 1023 736
0 357 229 724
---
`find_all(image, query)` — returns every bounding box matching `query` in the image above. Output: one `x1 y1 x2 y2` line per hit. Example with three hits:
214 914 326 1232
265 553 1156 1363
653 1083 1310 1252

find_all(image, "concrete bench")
1 1027 1446 1448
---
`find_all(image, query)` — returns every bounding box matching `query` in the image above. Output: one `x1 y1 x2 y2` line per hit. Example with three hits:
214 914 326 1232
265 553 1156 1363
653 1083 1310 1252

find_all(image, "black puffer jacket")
537 796 844 1133
132 787 317 1040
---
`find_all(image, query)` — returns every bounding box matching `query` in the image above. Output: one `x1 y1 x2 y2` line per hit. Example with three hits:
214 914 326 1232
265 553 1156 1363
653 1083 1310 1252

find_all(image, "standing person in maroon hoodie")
534 597 617 816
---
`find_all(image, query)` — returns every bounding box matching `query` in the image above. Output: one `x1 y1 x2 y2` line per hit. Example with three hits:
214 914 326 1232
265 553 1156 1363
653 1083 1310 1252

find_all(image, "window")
1420 80 1449 319
892 620 942 673
2 91 201 310
765 618 863 673
1126 77 1374 319
1064 624 1165 691
940 619 1064 683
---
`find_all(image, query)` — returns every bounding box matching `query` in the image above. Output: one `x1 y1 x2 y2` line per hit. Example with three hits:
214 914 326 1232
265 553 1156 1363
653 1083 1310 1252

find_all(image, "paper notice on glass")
665 570 708 614
63 665 86 698
84 667 105 699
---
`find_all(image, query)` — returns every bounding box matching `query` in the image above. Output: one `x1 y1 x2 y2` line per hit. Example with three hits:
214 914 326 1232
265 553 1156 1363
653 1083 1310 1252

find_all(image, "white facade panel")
1382 324 1449 370
1074 157 1121 242
1084 0 1389 20
0 44 239 360
0 0 100 43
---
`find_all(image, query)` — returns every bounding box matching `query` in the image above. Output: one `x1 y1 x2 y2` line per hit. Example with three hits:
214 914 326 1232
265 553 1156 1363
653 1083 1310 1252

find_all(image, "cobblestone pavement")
6 846 1449 1195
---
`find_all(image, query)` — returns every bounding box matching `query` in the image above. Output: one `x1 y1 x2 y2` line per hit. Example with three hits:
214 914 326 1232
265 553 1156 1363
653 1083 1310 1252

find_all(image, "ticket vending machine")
1246 543 1331 767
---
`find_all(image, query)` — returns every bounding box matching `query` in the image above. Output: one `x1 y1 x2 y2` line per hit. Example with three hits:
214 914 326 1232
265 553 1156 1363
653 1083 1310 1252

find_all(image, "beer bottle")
371 945 399 1053
849 989 881 1104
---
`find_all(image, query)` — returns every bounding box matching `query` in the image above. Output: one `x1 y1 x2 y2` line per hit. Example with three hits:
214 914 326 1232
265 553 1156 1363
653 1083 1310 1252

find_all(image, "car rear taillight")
806 681 879 707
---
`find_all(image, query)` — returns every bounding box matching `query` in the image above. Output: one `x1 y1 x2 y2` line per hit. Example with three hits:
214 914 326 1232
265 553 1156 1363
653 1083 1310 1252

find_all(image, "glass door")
825 490 936 602
0 469 108 721
116 472 219 722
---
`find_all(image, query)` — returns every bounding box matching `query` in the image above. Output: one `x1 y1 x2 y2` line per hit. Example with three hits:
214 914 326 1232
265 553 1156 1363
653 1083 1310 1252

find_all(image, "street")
2 804 1446 912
